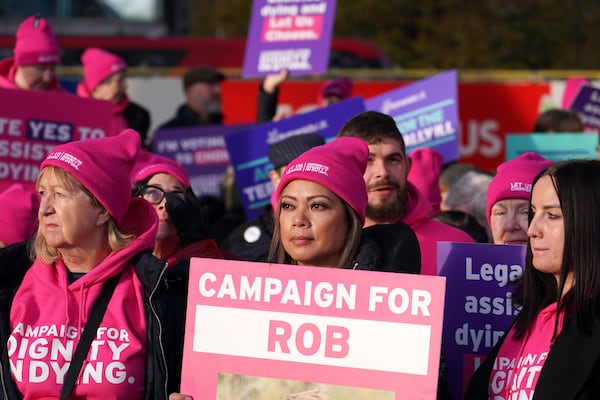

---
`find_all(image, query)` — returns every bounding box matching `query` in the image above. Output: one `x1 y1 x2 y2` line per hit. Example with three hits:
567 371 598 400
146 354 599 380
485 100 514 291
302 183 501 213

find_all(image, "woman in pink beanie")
0 129 191 399
486 152 553 245
77 47 151 143
0 15 64 91
132 150 236 265
269 136 421 273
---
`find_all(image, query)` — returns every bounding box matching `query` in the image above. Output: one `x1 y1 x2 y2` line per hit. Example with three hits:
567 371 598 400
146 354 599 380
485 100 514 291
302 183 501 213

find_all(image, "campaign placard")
569 84 600 133
225 97 365 219
506 132 598 162
438 242 525 400
181 258 446 399
242 0 337 77
0 88 112 191
152 124 251 197
365 70 460 163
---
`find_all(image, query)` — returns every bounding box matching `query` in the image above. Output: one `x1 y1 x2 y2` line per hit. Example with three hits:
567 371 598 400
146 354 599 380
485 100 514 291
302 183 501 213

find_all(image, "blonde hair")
33 166 134 263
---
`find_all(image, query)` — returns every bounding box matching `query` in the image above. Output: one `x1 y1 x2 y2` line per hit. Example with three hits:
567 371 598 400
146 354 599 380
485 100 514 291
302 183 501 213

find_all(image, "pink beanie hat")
41 129 141 225
318 77 353 104
0 183 39 244
486 152 553 224
408 148 443 213
274 137 368 223
81 47 127 92
132 150 190 187
14 16 61 66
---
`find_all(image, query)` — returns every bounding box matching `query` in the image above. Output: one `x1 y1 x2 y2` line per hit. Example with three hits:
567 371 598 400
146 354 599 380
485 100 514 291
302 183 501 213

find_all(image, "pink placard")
0 88 112 191
181 258 446 399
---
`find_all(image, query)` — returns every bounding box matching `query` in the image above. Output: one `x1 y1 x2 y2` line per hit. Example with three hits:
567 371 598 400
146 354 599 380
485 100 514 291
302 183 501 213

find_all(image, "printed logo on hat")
510 182 532 193
46 151 83 170
286 162 329 176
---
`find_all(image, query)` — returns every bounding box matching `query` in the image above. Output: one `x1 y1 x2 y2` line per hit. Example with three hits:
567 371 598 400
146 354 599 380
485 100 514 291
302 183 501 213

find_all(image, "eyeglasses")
139 185 185 205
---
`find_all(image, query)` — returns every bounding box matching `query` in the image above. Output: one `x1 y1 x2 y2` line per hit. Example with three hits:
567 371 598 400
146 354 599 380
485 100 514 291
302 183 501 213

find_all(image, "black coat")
0 242 187 400
157 104 223 131
124 101 151 144
465 313 600 399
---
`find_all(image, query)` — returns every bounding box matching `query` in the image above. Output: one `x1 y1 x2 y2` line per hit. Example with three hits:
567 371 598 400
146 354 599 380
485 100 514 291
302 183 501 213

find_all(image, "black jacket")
465 313 600 400
0 242 187 400
221 209 275 262
124 101 152 144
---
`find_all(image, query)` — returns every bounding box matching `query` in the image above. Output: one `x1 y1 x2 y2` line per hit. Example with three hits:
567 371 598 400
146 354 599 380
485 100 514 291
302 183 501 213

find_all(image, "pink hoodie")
401 182 475 275
0 57 65 92
489 303 565 399
9 198 158 399
76 82 129 136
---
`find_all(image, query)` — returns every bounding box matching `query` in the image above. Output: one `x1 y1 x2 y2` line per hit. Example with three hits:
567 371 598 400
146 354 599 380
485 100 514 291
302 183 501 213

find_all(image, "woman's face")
37 169 106 250
490 199 530 244
278 180 348 267
145 173 186 241
92 71 126 103
527 175 565 283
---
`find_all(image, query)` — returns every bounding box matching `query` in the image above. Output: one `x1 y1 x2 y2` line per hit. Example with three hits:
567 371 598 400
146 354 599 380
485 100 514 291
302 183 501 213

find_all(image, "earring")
96 220 102 226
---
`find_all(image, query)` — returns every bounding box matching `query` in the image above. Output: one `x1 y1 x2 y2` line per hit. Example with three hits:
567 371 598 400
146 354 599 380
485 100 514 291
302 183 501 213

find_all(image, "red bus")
0 35 391 71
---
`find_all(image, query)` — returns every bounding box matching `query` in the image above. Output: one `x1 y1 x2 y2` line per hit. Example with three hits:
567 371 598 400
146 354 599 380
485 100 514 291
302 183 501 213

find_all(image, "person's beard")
365 178 407 223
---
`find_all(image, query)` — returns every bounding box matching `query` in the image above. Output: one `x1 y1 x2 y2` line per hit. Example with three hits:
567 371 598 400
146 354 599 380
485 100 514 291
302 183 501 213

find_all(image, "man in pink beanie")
486 152 552 245
0 15 63 91
77 47 151 143
0 183 39 247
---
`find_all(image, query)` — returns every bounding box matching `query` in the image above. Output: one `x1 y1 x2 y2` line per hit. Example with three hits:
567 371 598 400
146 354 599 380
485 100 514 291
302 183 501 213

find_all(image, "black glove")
165 188 208 248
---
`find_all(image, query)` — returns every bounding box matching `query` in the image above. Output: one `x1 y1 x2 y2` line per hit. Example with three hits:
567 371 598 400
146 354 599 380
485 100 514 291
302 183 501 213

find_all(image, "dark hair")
532 108 583 133
513 159 600 339
268 199 363 268
338 111 406 154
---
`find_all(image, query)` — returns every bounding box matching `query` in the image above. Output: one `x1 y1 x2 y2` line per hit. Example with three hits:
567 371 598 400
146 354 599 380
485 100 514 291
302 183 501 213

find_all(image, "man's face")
363 137 411 225
187 81 222 115
14 63 56 91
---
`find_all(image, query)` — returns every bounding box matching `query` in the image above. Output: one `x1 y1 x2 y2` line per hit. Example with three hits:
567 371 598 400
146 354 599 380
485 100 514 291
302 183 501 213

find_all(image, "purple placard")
569 84 600 133
225 97 365 219
438 242 525 400
365 69 460 162
242 0 337 78
152 124 251 197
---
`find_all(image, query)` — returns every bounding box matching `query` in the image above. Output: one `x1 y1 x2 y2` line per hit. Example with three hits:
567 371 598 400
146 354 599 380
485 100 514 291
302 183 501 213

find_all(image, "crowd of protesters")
1 14 599 400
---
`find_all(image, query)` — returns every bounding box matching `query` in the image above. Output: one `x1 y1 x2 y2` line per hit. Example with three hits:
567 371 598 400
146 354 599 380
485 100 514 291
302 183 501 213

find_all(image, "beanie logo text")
510 181 532 193
286 162 329 176
46 151 83 170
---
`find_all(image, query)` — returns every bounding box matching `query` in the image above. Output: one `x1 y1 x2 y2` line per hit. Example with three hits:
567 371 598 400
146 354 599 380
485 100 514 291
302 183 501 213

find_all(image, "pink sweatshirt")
9 198 158 399
489 302 565 399
401 182 475 275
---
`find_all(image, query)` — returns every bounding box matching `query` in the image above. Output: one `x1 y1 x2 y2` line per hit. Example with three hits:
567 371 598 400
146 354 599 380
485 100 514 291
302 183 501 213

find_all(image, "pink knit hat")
486 152 553 224
318 77 353 104
81 47 127 92
41 129 141 225
132 150 190 188
274 137 368 223
0 183 39 244
14 16 61 66
408 148 443 213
